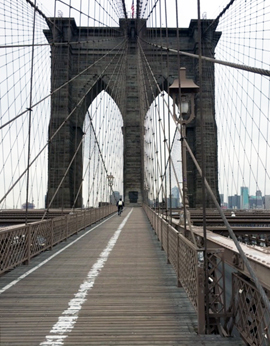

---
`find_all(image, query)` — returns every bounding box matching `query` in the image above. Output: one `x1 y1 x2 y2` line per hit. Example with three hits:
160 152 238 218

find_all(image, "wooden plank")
0 208 244 345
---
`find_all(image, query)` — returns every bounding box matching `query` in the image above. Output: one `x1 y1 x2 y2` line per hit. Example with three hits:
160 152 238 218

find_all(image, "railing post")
197 250 205 334
27 224 31 265
160 218 163 250
154 211 156 233
50 219 53 250
167 223 170 263
177 233 181 287
158 213 160 238
66 215 69 240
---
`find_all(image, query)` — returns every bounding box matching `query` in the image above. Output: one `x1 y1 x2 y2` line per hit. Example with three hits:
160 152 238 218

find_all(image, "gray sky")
40 0 228 27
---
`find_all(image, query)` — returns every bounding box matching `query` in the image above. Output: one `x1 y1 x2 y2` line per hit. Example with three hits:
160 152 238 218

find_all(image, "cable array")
0 0 51 209
1 0 270 213
137 45 184 212
215 0 270 207
138 0 190 209
139 0 270 210
0 0 127 211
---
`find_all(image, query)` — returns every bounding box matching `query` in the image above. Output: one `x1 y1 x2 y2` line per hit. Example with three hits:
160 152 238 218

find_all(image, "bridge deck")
0 207 244 345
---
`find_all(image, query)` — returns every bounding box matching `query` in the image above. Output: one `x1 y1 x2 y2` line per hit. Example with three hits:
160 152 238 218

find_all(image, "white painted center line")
40 208 133 346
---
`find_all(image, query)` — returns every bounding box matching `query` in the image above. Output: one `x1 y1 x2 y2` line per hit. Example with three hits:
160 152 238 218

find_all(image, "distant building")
220 189 269 210
167 196 179 208
222 202 228 209
240 187 249 209
110 191 121 204
219 194 224 206
171 186 180 199
249 191 263 209
228 194 240 209
265 195 270 209
219 194 228 208
171 186 180 207
22 202 35 209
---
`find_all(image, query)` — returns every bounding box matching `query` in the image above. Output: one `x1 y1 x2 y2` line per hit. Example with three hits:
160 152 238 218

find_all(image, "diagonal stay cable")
203 0 236 35
25 0 62 34
0 37 125 49
141 39 270 77
145 0 159 21
121 0 128 19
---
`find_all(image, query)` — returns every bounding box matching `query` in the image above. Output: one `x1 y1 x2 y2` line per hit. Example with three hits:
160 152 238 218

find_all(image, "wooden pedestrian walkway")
0 207 244 345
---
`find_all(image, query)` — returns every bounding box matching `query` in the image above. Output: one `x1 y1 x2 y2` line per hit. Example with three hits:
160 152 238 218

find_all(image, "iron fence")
231 273 270 345
143 205 206 333
144 205 270 344
0 205 116 275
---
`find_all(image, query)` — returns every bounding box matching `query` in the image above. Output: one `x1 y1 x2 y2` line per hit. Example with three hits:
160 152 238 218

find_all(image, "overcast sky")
39 0 229 27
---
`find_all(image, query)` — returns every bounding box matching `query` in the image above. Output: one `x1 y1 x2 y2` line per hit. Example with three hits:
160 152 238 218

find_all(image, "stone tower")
44 18 221 208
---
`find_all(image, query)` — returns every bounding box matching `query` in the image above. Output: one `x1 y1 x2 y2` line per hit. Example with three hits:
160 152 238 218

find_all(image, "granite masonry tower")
44 18 221 208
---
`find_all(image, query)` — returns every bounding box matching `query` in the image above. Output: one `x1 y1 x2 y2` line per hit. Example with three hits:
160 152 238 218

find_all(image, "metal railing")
231 273 270 346
143 204 270 344
0 205 116 275
143 204 206 333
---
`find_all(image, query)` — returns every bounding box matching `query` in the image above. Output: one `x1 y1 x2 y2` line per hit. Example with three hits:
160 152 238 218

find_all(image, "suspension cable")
142 40 270 77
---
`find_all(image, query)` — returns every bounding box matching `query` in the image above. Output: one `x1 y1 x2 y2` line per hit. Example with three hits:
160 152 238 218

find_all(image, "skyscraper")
228 194 240 209
171 186 180 207
240 187 249 209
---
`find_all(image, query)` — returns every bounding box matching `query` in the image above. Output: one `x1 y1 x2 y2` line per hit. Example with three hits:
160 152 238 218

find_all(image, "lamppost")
169 67 199 209
107 173 114 203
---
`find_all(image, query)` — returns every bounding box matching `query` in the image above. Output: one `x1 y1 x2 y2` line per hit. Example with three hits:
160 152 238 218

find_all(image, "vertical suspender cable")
197 0 209 333
174 0 188 234
25 0 37 224
163 0 172 224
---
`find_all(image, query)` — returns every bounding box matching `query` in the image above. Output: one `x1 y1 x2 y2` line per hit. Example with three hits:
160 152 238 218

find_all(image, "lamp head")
169 68 199 124
107 174 114 187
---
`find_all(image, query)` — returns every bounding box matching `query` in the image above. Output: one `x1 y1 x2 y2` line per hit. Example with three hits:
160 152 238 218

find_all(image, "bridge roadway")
0 208 244 345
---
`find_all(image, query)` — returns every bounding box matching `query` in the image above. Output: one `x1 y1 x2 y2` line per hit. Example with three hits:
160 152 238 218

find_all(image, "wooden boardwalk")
0 207 244 345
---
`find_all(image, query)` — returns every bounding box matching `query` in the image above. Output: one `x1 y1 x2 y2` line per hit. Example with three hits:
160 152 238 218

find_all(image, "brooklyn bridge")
0 0 270 344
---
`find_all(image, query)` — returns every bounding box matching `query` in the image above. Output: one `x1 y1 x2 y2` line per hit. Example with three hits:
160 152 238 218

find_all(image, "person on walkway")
117 198 124 215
